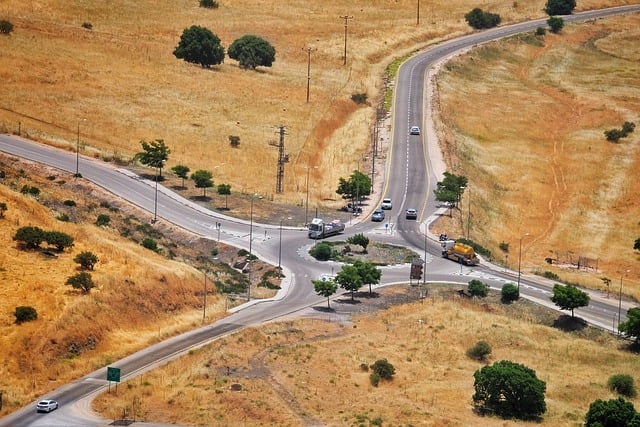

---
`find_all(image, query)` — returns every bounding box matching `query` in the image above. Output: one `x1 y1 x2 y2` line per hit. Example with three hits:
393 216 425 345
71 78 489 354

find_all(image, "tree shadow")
553 314 587 332
191 195 211 202
336 297 362 305
312 306 335 313
171 185 187 191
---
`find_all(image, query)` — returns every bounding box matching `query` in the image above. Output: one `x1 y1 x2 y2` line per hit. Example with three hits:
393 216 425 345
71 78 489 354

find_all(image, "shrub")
141 237 159 252
199 0 219 8
0 20 14 35
501 283 520 303
370 359 395 382
228 135 240 148
44 231 74 251
309 242 333 261
468 279 489 297
96 214 111 226
14 306 37 324
547 16 564 33
20 185 40 196
544 0 576 15
66 272 96 293
351 93 368 105
467 340 492 361
542 270 559 280
535 27 546 36
81 22 93 29
13 226 46 249
464 8 501 29
63 199 77 206
74 251 99 270
608 374 637 398
210 248 219 257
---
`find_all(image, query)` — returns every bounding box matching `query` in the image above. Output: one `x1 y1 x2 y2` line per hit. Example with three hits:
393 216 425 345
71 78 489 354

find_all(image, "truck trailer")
441 240 479 266
308 218 345 239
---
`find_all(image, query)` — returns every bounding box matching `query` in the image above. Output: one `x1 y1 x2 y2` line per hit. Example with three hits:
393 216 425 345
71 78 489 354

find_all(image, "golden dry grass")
92 287 639 426
432 14 640 298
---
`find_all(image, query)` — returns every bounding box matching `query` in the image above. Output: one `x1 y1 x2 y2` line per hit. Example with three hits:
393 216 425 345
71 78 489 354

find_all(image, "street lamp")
517 233 530 291
247 193 258 301
278 217 292 273
152 160 165 223
423 233 427 286
75 118 86 177
618 269 631 334
304 165 318 225
202 270 207 323
466 186 471 240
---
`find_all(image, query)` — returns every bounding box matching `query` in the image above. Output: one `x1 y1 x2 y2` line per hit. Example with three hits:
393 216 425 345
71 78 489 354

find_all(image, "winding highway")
1 5 639 426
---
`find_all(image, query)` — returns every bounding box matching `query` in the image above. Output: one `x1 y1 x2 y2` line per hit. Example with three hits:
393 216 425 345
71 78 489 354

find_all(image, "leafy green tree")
13 226 46 249
544 0 576 15
309 242 333 261
473 360 546 419
171 165 190 188
173 25 225 68
464 8 501 29
501 283 519 303
45 231 74 251
347 233 370 253
619 307 640 344
468 279 489 297
433 172 467 208
584 397 638 427
609 374 637 398
335 264 364 300
191 170 214 197
550 284 590 318
313 278 338 309
353 260 381 295
547 16 564 33
336 170 371 205
0 201 7 218
135 139 170 178
74 251 99 270
217 183 231 209
0 20 13 35
228 35 276 70
370 359 395 386
65 272 96 293
467 340 492 361
14 306 37 324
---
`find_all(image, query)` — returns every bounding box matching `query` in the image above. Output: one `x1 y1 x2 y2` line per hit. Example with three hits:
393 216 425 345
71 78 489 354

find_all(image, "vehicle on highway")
36 399 58 413
371 209 385 222
409 126 421 135
405 208 417 219
381 198 392 210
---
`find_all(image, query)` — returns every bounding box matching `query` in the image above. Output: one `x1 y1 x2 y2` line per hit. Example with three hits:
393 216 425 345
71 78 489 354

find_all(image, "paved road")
1 5 639 426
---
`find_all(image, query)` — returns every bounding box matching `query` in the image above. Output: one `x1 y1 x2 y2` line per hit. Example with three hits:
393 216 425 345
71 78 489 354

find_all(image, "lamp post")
278 217 292 274
304 166 317 225
75 118 86 177
517 233 529 291
618 269 631 334
202 270 207 323
466 186 471 240
423 233 427 286
152 160 165 223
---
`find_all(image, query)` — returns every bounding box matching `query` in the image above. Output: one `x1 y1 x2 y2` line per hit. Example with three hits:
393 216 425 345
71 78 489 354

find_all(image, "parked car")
409 126 421 135
381 198 392 210
371 209 385 222
36 400 58 413
405 208 417 219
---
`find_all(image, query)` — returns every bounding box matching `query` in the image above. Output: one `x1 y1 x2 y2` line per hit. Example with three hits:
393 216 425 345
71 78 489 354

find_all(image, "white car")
381 198 392 210
409 126 421 135
36 399 58 413
405 208 418 220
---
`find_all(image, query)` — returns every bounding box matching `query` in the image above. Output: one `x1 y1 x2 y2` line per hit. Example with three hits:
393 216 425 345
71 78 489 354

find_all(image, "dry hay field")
431 13 640 297
93 286 639 426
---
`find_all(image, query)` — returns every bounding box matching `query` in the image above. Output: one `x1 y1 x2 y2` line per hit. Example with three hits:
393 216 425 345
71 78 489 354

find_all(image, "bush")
14 306 37 324
96 214 111 226
20 185 40 196
468 279 489 297
544 0 576 15
369 359 395 386
351 93 368 105
501 283 520 303
199 0 219 8
309 242 333 261
81 22 93 29
45 230 74 251
535 27 546 36
467 340 492 361
464 8 501 29
141 237 159 252
63 199 77 206
608 374 637 398
74 251 99 270
0 20 14 35
13 226 46 249
66 272 96 293
584 397 639 427
547 16 564 33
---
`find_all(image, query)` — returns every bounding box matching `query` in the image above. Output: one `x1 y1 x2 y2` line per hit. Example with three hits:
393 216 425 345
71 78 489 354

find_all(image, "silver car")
36 399 58 413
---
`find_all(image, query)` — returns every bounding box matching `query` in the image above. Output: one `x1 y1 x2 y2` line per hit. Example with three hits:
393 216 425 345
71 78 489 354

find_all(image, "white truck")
308 218 345 239
441 240 479 266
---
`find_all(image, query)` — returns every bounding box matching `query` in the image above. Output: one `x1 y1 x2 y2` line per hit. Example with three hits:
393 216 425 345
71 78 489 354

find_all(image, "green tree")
312 278 338 309
544 0 576 15
433 172 468 209
0 201 7 218
44 231 74 251
228 35 276 70
501 283 519 303
370 358 395 386
309 242 333 261
13 226 46 249
473 360 546 419
468 279 489 297
584 397 638 427
608 374 637 398
550 284 590 318
74 251 99 270
353 260 382 295
135 139 170 178
347 233 370 253
336 170 372 205
619 307 640 344
0 20 13 35
547 16 564 33
171 165 190 188
466 340 492 361
65 272 96 293
173 25 225 68
191 170 214 197
464 8 501 29
335 264 364 300
217 183 231 209
14 306 37 324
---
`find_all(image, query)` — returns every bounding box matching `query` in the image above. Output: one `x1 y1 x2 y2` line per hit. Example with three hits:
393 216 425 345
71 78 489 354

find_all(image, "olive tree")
13 226 46 249
173 25 225 68
66 272 96 293
228 35 276 70
74 251 99 270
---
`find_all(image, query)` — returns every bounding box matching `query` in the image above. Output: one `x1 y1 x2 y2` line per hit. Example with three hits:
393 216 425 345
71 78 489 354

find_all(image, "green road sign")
107 367 121 382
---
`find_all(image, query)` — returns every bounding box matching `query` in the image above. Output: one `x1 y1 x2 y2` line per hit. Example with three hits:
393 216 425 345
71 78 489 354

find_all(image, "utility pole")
340 15 353 65
417 0 420 25
303 46 316 103
268 125 288 193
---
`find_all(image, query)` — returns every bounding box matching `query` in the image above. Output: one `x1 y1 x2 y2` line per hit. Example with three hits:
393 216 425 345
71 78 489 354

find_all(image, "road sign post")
107 366 121 393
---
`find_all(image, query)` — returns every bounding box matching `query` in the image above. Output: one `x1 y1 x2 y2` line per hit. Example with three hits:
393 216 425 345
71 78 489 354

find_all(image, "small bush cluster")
468 279 489 297
309 242 333 261
351 93 368 105
14 306 37 324
465 8 501 29
467 340 492 361
13 226 74 251
0 19 13 35
199 0 219 8
96 214 111 226
501 283 519 303
605 121 635 143
369 359 395 387
20 185 40 197
608 374 637 398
